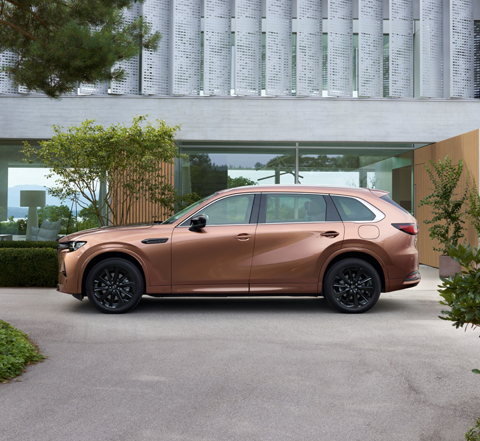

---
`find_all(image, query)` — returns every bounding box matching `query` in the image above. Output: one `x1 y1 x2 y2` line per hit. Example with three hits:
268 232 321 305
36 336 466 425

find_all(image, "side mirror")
189 215 207 232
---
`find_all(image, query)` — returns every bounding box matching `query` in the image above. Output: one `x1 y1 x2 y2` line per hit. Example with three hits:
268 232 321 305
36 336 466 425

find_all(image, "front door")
172 193 258 294
249 193 345 294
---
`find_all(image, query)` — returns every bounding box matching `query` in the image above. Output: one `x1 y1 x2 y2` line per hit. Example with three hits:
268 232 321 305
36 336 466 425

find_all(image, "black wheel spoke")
91 264 138 310
329 264 379 310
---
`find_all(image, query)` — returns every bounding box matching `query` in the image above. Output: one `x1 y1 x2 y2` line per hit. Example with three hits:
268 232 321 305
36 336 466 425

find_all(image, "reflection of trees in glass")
256 155 296 183
300 155 360 171
189 154 228 198
227 176 257 188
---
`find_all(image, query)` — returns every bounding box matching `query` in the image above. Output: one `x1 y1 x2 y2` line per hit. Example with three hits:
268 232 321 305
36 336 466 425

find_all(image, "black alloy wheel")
324 258 381 313
86 258 144 314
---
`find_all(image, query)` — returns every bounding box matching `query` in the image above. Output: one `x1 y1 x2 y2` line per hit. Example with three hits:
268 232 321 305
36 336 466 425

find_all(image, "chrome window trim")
330 194 385 223
177 193 257 228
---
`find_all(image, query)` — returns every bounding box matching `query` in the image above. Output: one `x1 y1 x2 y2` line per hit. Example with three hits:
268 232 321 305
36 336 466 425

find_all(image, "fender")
317 247 387 293
76 244 149 294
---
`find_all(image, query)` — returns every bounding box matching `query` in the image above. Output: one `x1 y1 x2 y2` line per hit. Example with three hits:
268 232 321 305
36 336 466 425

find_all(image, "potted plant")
418 156 469 277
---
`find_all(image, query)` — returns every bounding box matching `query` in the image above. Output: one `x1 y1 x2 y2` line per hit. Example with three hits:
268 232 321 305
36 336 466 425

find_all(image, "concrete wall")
0 96 479 144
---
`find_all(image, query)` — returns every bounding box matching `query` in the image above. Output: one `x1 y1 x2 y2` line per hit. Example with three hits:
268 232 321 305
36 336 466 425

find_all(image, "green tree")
418 156 469 253
22 115 186 226
38 204 72 233
227 176 257 188
0 0 159 98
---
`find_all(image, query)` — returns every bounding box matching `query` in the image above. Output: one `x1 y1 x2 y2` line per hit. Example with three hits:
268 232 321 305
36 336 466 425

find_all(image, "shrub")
0 248 58 287
466 418 480 441
0 320 45 382
0 241 58 249
418 156 468 254
439 244 480 330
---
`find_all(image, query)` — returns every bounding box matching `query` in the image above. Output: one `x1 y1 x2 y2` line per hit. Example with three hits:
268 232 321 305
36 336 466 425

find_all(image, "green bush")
0 241 58 249
0 248 58 287
439 244 480 330
0 320 45 382
466 418 480 441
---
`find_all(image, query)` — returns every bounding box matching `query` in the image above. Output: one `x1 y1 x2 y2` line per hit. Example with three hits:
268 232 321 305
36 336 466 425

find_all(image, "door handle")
236 233 252 241
320 231 339 238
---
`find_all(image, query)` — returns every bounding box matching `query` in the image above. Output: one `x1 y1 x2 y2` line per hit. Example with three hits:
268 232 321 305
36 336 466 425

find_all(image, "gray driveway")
1 265 479 441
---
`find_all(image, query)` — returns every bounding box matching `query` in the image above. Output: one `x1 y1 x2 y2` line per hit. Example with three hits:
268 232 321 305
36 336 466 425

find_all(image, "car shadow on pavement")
65 295 417 316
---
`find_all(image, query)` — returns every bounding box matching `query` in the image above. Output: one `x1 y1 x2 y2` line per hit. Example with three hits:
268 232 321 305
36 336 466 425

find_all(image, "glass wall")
0 143 99 240
177 143 419 214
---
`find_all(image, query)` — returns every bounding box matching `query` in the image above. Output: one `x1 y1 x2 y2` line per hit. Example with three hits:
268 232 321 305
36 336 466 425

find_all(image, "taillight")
392 223 419 235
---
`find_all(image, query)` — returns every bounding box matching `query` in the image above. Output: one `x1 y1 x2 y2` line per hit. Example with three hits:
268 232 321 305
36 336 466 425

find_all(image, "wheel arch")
81 251 147 296
320 251 386 293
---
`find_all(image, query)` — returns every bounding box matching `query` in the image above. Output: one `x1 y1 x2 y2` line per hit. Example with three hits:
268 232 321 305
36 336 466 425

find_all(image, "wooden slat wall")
110 161 175 225
414 129 479 267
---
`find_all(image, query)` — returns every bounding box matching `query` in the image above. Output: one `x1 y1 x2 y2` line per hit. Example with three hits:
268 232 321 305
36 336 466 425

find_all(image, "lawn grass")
0 320 45 382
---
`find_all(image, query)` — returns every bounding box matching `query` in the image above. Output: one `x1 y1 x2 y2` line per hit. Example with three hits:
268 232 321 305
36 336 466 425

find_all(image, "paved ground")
1 265 479 441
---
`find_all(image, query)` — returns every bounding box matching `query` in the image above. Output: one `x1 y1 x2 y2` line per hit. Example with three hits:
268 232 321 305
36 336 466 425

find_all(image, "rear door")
249 193 345 294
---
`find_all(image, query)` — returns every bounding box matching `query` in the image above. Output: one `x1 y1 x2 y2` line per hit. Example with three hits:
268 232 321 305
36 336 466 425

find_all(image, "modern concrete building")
1 0 480 266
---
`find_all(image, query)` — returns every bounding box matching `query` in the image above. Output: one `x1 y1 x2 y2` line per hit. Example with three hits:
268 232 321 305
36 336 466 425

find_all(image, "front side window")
264 194 327 223
331 196 375 222
195 194 255 226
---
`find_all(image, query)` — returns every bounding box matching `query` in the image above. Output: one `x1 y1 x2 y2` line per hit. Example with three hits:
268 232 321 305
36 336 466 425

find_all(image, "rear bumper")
386 271 421 292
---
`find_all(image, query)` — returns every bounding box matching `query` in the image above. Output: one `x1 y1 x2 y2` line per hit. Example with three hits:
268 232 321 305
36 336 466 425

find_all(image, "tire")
85 258 144 314
323 258 381 314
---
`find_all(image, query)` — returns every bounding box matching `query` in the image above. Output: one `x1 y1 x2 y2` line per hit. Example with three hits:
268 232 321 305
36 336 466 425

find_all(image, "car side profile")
57 185 420 314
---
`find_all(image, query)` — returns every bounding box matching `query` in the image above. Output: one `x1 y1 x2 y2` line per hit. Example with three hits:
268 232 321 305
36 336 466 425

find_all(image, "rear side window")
265 194 327 223
331 196 375 222
380 195 410 214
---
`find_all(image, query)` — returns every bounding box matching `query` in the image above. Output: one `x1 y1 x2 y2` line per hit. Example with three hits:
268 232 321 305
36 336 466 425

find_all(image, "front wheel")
323 258 381 313
85 258 144 314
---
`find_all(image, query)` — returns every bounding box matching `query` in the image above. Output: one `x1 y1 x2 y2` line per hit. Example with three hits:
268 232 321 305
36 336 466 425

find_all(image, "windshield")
162 194 215 225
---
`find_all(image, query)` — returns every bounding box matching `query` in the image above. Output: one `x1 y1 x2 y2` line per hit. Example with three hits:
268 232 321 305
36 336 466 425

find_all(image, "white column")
359 0 383 97
420 0 443 98
328 0 353 97
266 0 292 96
0 51 17 94
111 3 141 95
235 0 262 96
475 22 480 99
296 0 323 97
204 0 232 96
171 0 201 95
450 0 474 98
389 0 414 98
142 0 171 95
0 162 7 221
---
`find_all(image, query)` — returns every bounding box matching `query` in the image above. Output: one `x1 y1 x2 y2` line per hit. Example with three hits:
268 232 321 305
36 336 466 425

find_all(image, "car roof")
216 185 387 197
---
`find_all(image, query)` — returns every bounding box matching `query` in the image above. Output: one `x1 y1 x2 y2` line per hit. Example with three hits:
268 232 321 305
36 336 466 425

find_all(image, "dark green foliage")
227 176 257 188
0 0 159 98
0 240 57 248
467 179 480 239
0 248 57 286
38 204 73 234
439 244 480 330
0 216 26 235
0 320 45 382
466 418 480 441
418 156 468 254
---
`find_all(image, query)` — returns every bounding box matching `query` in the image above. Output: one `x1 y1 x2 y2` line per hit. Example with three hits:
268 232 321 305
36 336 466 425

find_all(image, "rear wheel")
85 258 144 314
324 258 381 313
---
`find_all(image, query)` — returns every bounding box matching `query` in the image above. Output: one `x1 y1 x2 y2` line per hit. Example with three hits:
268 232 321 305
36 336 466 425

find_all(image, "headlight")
68 241 87 252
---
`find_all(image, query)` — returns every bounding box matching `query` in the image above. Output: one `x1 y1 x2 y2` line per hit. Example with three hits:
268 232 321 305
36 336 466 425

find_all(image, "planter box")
439 255 462 278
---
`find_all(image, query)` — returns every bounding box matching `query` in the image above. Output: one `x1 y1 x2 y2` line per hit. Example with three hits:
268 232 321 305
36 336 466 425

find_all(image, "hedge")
0 248 58 287
0 241 58 249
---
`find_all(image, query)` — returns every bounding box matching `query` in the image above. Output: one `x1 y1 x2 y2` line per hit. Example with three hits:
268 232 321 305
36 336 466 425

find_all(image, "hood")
59 224 155 242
